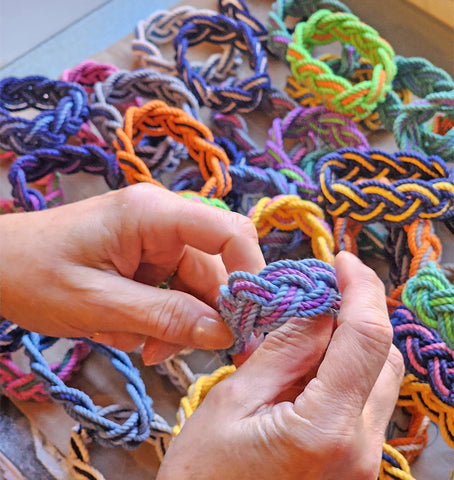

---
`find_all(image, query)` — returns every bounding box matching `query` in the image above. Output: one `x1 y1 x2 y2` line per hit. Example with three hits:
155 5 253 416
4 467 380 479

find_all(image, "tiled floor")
0 0 178 78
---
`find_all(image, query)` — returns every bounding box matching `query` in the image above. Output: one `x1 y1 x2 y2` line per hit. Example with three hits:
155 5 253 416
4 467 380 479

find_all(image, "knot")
115 100 231 198
24 333 155 449
218 258 340 354
175 15 271 113
0 76 89 154
61 60 118 93
402 261 454 349
391 305 454 407
250 195 335 265
316 148 454 225
287 9 396 119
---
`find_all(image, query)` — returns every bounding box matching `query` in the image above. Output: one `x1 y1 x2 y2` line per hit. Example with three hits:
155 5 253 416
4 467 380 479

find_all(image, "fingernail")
192 316 234 349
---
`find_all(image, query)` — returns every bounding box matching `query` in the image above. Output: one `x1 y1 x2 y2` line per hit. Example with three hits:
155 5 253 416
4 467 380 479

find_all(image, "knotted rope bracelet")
0 339 90 402
23 333 155 449
114 100 232 198
218 258 340 355
0 320 27 354
392 304 454 408
90 69 200 176
8 143 124 211
0 76 89 154
62 60 118 94
286 9 396 119
377 55 454 162
249 195 336 266
315 148 454 225
132 6 240 83
402 261 454 350
385 218 442 306
174 14 271 113
267 0 351 60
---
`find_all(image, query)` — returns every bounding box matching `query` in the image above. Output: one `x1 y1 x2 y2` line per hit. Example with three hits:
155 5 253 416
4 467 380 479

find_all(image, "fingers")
295 251 393 420
89 332 146 352
212 314 334 415
73 267 234 351
141 337 184 365
362 345 404 433
128 184 266 275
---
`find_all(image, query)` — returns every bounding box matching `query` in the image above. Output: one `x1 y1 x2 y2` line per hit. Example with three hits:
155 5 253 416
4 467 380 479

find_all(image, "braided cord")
69 426 107 480
0 340 90 402
379 442 415 480
317 148 454 225
0 76 89 154
175 15 271 113
250 195 335 265
23 333 154 449
402 261 454 349
61 60 118 94
218 258 340 354
0 320 26 354
114 100 231 198
287 10 396 119
398 374 454 448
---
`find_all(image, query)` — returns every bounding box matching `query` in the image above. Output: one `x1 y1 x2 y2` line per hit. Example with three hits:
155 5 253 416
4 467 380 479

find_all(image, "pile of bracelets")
1 0 453 478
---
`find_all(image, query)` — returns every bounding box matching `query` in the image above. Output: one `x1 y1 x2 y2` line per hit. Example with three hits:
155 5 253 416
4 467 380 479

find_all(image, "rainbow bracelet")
0 76 89 154
286 9 396 118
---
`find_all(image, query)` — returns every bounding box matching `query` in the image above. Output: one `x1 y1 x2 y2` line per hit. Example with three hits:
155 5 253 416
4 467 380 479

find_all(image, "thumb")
217 314 334 415
76 269 234 350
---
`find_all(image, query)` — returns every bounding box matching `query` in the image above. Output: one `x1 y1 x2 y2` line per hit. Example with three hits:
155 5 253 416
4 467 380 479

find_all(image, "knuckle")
230 213 259 242
146 295 191 342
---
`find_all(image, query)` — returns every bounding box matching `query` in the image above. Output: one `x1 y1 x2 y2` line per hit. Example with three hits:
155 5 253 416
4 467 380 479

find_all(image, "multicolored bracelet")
8 144 123 211
0 76 89 154
23 333 154 449
0 340 90 402
114 100 231 198
316 148 454 225
218 258 340 355
287 9 396 118
175 14 270 113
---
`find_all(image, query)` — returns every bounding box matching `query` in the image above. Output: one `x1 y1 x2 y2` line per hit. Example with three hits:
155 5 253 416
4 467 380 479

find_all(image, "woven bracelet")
62 60 118 94
0 339 90 402
133 6 241 84
392 304 454 409
385 219 441 306
267 0 351 60
218 258 340 355
287 9 396 119
90 69 199 176
402 261 454 349
175 14 270 113
0 76 89 154
8 144 124 211
399 373 454 448
23 333 154 449
114 100 231 198
377 56 454 161
250 194 335 265
316 148 454 225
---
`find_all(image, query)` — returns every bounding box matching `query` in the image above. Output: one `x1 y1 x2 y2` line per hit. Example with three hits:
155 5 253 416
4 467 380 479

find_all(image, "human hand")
0 184 265 363
157 252 404 480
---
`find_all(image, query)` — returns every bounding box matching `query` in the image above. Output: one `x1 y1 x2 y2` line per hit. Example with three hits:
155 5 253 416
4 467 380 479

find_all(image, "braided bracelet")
114 100 231 198
133 7 240 83
175 14 270 113
377 56 454 161
218 258 340 355
8 144 123 211
23 333 154 449
391 305 454 408
402 261 454 349
61 60 118 94
250 195 335 265
267 0 351 60
379 442 414 480
0 340 90 402
316 148 454 225
0 76 89 154
287 10 396 119
0 320 26 354
398 373 454 448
